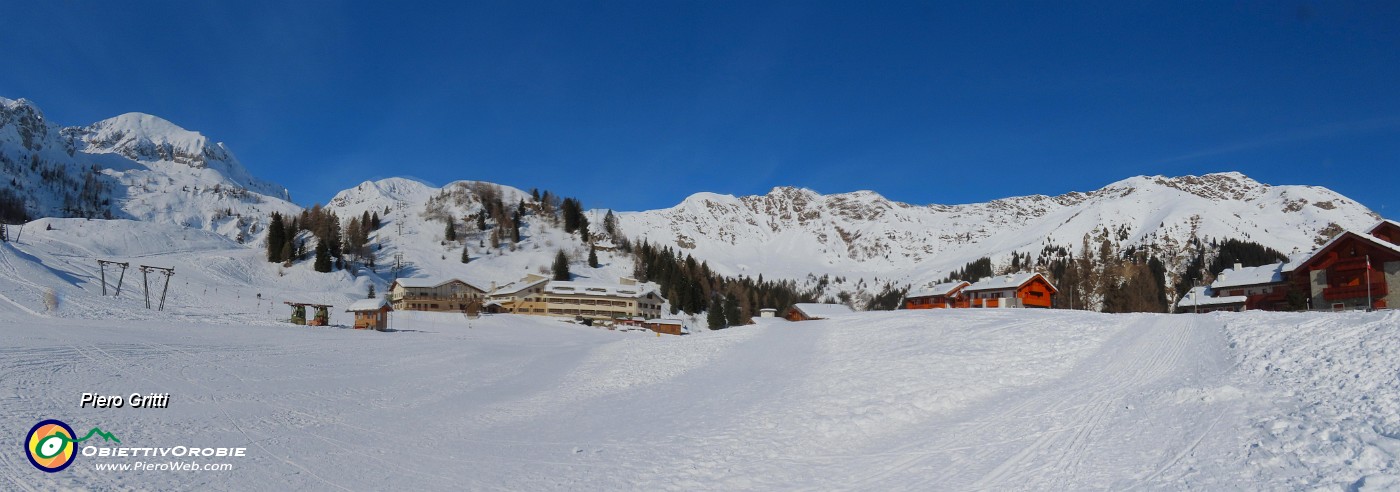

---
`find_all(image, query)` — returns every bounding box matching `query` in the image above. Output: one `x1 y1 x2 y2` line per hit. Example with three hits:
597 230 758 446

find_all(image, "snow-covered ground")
3 251 1398 491
1 218 1397 489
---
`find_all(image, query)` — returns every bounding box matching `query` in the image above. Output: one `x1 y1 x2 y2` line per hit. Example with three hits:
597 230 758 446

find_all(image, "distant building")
1178 219 1400 313
961 273 1057 309
1205 262 1290 312
785 303 854 321
346 297 391 331
642 319 685 335
388 277 488 313
483 274 550 314
1290 227 1400 311
1174 286 1247 313
487 276 665 322
903 280 971 309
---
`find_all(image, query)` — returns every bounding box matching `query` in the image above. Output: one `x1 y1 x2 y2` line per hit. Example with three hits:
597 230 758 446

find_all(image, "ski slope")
3 280 1397 491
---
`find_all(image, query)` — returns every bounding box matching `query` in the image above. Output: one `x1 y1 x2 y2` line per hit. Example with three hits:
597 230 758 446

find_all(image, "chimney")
1233 263 1243 271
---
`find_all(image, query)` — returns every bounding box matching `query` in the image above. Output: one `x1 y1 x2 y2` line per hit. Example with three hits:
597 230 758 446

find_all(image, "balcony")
1322 281 1388 301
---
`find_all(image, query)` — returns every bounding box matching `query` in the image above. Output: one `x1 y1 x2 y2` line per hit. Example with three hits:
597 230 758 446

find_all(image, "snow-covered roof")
964 273 1054 293
392 277 487 291
1291 230 1400 271
543 281 657 299
1175 286 1247 308
490 276 549 296
790 303 854 319
346 297 389 312
1368 219 1400 234
645 319 684 325
1211 263 1285 289
906 280 970 299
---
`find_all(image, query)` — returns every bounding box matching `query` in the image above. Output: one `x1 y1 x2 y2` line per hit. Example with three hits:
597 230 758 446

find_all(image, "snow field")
2 223 1398 489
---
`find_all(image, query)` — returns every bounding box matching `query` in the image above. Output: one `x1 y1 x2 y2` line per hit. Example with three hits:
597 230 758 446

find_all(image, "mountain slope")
0 96 299 241
614 172 1380 287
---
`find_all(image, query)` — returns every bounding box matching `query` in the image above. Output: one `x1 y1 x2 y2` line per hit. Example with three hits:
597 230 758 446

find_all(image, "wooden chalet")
1371 219 1400 245
903 281 971 309
1288 229 1400 311
347 297 391 331
1180 219 1400 313
1175 286 1247 313
388 277 488 313
1209 262 1291 311
785 303 854 321
642 319 686 335
961 273 1057 309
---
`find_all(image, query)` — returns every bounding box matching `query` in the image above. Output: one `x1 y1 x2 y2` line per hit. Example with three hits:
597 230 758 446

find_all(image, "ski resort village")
3 94 1400 489
5 2 1400 487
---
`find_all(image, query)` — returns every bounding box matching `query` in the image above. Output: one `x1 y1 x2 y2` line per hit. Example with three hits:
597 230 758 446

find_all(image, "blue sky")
3 1 1398 215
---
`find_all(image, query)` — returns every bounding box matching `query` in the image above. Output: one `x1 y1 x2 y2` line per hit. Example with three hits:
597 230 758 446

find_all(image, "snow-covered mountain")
323 178 644 292
3 96 1386 296
615 172 1381 286
0 96 298 241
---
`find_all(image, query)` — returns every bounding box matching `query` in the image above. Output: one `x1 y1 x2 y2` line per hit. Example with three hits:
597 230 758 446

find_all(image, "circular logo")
25 419 77 473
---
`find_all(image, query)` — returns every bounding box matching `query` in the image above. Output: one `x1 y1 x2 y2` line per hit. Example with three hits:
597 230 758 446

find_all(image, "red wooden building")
1289 229 1400 311
903 281 970 309
961 273 1058 309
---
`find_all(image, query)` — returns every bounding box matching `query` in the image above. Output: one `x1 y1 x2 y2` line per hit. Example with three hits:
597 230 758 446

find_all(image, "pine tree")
562 198 579 233
552 250 571 281
266 213 285 262
588 245 599 268
477 214 487 231
724 294 741 327
603 210 618 237
371 211 381 230
707 296 727 329
279 241 293 264
510 211 522 243
445 220 457 241
461 246 470 264
313 240 332 273
368 284 376 299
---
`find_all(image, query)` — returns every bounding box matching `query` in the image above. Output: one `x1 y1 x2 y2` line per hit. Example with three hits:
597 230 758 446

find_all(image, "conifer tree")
724 294 741 327
461 246 470 264
552 250 571 281
266 213 285 262
371 211 381 230
588 244 599 268
510 211 522 243
368 284 376 299
603 210 618 237
445 220 457 241
707 296 727 329
313 240 332 273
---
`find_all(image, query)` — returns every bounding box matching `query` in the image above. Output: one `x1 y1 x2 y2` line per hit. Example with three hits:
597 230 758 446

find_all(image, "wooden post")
114 263 127 296
158 269 172 311
99 260 107 296
142 267 150 309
